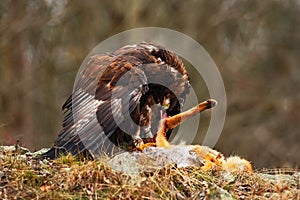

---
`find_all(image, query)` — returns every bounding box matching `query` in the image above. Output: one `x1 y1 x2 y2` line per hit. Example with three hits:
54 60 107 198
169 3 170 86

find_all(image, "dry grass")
0 147 299 200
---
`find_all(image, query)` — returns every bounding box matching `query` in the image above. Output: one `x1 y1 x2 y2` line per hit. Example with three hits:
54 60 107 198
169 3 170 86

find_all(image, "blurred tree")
0 0 299 168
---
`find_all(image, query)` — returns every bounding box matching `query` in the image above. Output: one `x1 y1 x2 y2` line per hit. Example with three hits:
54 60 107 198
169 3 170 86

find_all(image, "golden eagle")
43 42 216 159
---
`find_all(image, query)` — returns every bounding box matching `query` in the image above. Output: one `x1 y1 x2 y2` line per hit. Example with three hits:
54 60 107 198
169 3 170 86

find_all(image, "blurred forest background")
0 0 299 169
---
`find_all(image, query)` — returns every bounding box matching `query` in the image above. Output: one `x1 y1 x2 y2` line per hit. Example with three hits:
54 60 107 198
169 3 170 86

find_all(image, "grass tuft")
0 147 299 199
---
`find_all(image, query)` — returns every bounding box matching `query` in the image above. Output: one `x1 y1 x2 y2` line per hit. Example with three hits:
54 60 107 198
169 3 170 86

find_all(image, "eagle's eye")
162 96 171 110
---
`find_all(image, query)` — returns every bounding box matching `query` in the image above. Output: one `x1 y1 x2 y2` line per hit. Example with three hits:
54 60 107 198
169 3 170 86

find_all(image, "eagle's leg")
131 125 144 148
132 124 155 150
156 99 218 147
134 127 156 151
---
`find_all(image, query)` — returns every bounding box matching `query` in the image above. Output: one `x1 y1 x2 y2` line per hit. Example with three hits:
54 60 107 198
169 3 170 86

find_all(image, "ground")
0 146 299 199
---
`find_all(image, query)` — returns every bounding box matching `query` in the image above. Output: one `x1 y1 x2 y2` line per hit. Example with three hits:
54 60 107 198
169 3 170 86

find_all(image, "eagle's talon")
136 142 157 151
133 137 144 148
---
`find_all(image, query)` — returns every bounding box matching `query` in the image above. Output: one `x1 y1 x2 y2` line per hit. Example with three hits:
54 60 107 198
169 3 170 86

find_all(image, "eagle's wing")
45 52 148 158
43 43 190 159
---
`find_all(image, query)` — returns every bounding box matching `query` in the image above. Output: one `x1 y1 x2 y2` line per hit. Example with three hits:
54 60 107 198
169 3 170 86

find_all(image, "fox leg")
156 99 218 147
136 99 217 151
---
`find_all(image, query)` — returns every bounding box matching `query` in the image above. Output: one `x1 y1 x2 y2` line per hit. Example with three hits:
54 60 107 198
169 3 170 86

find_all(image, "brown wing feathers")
43 42 190 159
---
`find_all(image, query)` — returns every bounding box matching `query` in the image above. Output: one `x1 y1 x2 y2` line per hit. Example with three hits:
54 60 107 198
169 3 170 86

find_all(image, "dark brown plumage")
43 42 192 159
